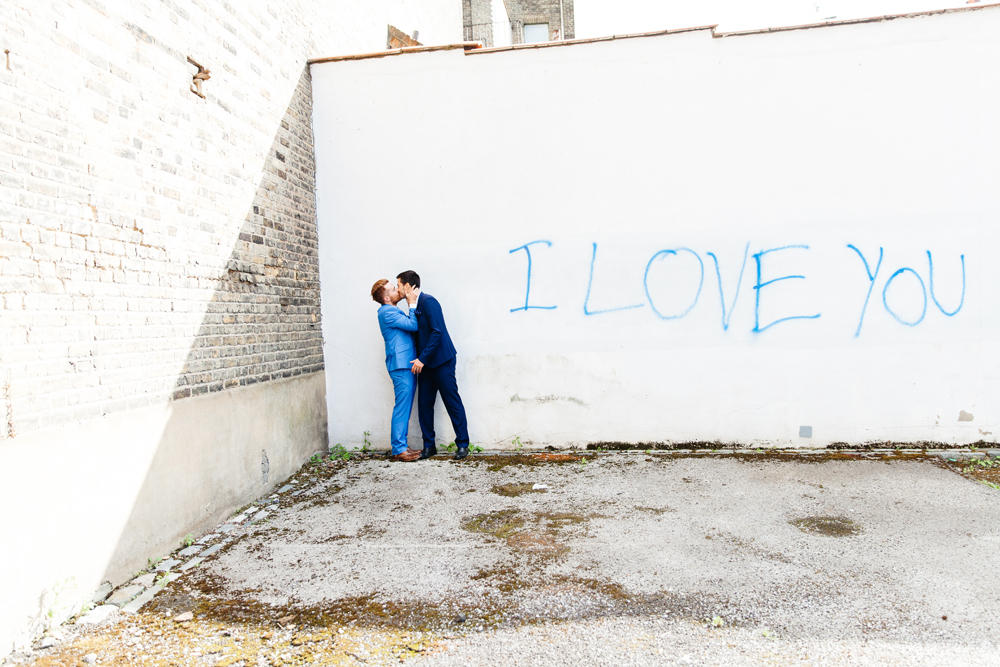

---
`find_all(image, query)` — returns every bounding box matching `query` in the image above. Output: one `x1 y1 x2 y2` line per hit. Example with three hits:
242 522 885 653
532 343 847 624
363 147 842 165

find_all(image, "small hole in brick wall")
279 297 290 308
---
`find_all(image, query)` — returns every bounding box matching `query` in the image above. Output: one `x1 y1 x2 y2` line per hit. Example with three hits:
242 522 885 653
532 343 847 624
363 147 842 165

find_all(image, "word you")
508 240 966 336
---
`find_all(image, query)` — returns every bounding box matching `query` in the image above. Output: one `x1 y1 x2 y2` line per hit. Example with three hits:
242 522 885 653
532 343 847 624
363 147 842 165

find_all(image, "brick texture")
172 67 323 401
387 24 421 49
463 0 496 46
503 0 575 43
0 2 326 436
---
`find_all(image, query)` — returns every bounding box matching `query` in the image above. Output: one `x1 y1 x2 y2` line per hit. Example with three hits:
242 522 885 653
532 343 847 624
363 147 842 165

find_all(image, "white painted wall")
313 7 1000 450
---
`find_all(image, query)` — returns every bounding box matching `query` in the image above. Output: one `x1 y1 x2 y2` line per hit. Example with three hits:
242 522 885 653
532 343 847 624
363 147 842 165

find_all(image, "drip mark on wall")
510 393 587 406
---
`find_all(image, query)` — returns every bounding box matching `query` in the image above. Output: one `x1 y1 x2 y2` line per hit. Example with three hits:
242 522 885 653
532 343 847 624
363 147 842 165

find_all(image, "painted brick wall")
463 0 495 45
505 0 575 43
0 1 328 437
0 1 468 655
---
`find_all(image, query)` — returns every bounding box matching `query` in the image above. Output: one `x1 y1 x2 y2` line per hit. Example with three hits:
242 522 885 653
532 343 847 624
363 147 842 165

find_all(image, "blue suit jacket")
377 304 418 372
413 292 457 369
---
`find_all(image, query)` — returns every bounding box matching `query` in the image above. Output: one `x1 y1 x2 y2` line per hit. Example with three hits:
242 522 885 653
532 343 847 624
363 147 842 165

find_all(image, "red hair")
370 279 389 303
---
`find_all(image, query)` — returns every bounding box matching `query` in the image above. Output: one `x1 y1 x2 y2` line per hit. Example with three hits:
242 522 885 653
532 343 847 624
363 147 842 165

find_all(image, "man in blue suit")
371 278 421 462
395 270 471 460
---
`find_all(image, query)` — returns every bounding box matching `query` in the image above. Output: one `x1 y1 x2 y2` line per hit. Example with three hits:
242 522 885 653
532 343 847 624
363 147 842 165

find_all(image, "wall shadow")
100 64 327 584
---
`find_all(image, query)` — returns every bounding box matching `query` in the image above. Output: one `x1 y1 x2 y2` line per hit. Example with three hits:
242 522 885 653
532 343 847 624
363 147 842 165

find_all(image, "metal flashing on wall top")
713 2 1000 37
307 2 1000 65
307 42 483 65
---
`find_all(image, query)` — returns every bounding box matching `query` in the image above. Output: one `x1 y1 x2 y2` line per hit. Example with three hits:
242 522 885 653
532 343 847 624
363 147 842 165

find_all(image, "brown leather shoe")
390 450 421 462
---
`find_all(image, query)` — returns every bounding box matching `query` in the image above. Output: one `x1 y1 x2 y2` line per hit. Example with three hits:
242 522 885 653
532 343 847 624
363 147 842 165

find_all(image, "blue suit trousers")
389 368 416 454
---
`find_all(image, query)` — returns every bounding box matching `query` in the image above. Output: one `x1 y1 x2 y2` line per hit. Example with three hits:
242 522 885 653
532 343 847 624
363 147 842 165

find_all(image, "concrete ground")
11 450 1000 666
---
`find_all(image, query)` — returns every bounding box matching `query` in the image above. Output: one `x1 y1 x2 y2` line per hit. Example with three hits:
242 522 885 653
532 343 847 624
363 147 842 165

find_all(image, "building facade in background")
387 24 422 48
464 0 575 47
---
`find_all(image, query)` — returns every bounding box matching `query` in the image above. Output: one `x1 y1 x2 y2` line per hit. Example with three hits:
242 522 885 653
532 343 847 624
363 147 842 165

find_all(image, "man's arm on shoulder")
381 305 418 331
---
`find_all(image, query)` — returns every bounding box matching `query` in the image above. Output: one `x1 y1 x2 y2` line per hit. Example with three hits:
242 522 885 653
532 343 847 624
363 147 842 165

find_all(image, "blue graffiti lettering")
643 248 704 320
706 243 749 331
752 245 821 333
881 267 927 326
926 250 965 317
508 240 557 313
846 244 884 337
507 239 968 335
584 242 644 315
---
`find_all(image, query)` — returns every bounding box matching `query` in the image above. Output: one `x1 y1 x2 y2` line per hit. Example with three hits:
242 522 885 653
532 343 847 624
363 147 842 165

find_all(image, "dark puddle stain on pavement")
148 565 728 636
147 574 456 631
465 566 724 627
470 453 582 472
156 504 720 632
144 504 705 636
790 515 862 537
461 508 606 544
636 506 676 515
462 509 525 539
490 482 546 497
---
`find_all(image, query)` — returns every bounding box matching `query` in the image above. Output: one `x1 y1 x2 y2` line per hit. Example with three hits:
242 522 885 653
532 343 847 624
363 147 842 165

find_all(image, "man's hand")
410 359 424 374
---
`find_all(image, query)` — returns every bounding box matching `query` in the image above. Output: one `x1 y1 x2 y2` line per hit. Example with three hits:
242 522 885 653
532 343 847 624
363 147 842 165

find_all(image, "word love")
508 240 966 336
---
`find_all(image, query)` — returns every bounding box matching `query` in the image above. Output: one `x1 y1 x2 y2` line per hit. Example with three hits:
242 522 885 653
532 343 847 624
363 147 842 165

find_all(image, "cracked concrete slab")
12 451 1000 665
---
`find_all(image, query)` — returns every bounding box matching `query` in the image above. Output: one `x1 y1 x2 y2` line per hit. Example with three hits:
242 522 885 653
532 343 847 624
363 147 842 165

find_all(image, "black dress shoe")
453 446 469 460
418 447 437 460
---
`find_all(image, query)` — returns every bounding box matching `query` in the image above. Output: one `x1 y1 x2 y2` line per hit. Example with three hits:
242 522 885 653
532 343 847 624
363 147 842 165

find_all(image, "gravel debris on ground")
7 449 999 666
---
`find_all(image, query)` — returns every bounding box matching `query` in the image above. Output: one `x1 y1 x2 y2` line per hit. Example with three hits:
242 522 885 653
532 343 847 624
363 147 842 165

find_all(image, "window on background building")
523 23 549 43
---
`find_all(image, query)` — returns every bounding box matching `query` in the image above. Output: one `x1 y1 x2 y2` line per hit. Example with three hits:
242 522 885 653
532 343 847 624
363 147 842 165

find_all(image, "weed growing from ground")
963 457 1000 474
329 444 351 461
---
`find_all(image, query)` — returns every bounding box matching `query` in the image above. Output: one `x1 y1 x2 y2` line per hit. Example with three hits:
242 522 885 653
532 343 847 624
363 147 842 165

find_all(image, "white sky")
574 0 987 37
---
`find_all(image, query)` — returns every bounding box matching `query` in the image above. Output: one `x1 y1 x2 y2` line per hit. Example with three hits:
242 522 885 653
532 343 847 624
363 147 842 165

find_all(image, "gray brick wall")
172 67 323 401
463 0 496 45
0 1 325 436
503 0 575 43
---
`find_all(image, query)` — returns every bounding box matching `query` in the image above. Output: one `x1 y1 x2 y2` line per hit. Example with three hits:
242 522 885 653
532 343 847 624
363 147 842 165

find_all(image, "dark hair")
396 270 420 289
